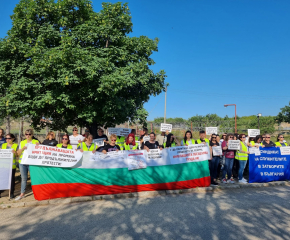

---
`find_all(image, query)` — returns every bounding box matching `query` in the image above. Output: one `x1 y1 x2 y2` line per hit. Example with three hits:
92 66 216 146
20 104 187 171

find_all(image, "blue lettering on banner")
249 147 290 183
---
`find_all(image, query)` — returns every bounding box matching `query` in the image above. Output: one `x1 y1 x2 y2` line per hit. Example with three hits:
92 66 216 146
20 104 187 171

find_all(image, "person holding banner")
221 134 235 184
42 131 58 146
1 133 18 199
144 132 161 151
77 134 97 152
251 135 263 147
275 134 288 147
15 129 39 201
0 128 6 148
56 134 73 149
209 134 220 185
235 134 250 184
196 130 210 146
124 133 139 150
164 133 180 148
102 134 121 153
181 131 195 146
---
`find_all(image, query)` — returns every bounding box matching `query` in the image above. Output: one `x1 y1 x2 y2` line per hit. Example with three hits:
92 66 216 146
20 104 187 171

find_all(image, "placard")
206 127 218 135
249 147 261 156
212 146 222 156
143 136 150 143
160 123 172 132
21 144 83 167
248 129 260 138
280 146 290 155
108 128 131 137
126 150 147 170
93 138 106 147
0 150 13 190
228 140 240 150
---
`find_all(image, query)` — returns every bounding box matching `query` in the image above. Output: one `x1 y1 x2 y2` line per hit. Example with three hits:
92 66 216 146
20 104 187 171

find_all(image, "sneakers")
239 179 248 184
221 178 227 184
242 178 248 182
211 181 219 186
15 195 25 201
227 178 235 184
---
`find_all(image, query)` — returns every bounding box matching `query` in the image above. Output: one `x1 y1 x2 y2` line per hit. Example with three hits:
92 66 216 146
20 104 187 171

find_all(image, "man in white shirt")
69 127 85 150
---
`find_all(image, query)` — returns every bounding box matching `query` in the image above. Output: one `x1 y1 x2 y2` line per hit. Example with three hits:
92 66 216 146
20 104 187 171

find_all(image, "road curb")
1 181 289 209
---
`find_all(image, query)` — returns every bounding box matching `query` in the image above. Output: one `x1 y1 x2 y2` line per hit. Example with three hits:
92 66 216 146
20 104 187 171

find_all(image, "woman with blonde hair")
16 129 39 201
102 134 120 153
42 131 58 146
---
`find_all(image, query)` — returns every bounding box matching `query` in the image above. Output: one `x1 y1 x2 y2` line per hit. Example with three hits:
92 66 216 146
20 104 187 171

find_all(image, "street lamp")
224 104 237 133
257 113 262 129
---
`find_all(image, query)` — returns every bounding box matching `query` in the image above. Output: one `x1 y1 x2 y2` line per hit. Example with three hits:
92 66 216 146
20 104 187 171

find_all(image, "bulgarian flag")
30 160 210 201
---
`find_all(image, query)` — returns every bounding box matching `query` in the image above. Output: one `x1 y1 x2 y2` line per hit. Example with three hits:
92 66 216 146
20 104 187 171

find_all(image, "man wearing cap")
196 130 210 146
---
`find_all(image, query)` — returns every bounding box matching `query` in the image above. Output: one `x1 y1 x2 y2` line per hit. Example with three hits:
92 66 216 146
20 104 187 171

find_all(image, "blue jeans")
238 160 247 180
210 156 220 180
222 158 234 180
19 164 29 194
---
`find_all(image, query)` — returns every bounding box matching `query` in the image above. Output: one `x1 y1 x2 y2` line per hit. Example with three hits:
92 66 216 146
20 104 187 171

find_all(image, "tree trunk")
87 122 99 139
6 115 11 134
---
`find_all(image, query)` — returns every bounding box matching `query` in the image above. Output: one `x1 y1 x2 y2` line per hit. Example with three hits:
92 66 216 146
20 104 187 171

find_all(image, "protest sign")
169 144 210 165
0 150 13 190
143 136 150 143
279 147 290 155
228 140 240 150
249 147 290 183
249 147 261 156
93 138 106 147
248 129 260 137
206 127 218 135
108 128 131 137
160 123 172 132
126 150 147 170
212 146 222 156
21 145 83 167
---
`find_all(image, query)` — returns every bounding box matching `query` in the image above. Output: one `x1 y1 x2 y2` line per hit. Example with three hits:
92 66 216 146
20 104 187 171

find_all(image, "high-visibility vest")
56 144 73 149
19 139 39 163
250 141 255 146
2 143 18 169
182 139 195 145
77 142 97 151
124 142 139 150
275 142 288 147
116 136 125 150
196 138 210 146
163 142 176 148
135 136 139 141
235 142 248 160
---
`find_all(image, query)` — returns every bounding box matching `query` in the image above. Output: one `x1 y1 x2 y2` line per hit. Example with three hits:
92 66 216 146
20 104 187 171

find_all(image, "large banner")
0 150 13 190
21 145 83 167
249 147 290 183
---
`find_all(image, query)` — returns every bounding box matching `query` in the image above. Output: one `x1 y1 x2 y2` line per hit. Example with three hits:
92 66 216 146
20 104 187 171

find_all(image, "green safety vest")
116 136 125 150
77 142 97 151
235 142 248 161
135 136 139 141
275 142 288 147
124 142 139 150
56 144 73 149
182 139 195 145
196 139 210 146
250 141 255 146
163 142 176 148
2 143 18 169
19 139 39 163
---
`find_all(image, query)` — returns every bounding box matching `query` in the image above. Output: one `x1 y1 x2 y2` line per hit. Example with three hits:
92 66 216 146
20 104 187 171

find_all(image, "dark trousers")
232 159 239 178
0 169 16 195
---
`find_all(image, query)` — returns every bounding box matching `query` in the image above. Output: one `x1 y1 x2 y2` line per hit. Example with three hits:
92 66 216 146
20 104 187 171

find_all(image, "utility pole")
164 85 167 123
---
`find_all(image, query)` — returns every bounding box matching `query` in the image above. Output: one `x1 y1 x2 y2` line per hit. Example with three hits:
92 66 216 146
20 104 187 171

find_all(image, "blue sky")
1 0 289 120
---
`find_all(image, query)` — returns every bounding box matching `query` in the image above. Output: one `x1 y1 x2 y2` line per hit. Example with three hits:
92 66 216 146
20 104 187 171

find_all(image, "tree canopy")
0 0 166 134
276 102 290 124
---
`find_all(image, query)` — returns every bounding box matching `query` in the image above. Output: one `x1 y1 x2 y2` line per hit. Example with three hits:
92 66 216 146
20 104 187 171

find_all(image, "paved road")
1 186 290 240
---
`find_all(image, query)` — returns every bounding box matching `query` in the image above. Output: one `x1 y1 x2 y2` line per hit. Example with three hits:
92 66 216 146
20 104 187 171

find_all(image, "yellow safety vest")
116 136 125 150
196 139 210 146
182 139 195 145
163 142 176 148
250 141 255 146
124 142 139 150
2 143 18 169
77 142 97 151
235 142 248 160
19 139 39 163
275 142 288 147
56 144 73 149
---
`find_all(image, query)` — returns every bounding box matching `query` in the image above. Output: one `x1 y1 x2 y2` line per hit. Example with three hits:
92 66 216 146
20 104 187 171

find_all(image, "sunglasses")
73 129 78 131
229 137 233 139
25 134 32 136
5 138 11 140
280 136 284 138
62 138 68 140
242 137 246 138
266 137 270 138
212 137 216 139
111 139 116 142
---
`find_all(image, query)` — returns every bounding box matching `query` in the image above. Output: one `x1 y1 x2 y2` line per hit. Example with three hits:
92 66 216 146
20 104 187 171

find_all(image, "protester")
69 127 85 150
181 131 195 146
248 137 255 147
275 134 288 147
144 132 161 151
77 134 97 152
196 130 210 146
82 128 90 138
221 133 235 184
42 131 58 146
220 133 227 146
56 134 73 149
95 128 109 142
235 134 249 184
16 129 39 201
209 134 220 185
156 131 167 146
140 128 150 149
261 134 276 147
164 133 180 148
251 135 263 147
102 134 120 153
0 128 6 148
124 133 139 150
0 134 18 199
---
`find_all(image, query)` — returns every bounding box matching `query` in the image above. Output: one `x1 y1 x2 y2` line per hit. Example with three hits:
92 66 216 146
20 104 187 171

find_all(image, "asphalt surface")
1 186 290 240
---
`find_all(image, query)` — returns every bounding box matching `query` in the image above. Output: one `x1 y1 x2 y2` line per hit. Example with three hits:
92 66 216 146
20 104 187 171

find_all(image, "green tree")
276 102 290 124
0 0 166 136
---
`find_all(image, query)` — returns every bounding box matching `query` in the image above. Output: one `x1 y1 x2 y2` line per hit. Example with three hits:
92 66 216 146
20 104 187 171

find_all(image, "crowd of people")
0 127 287 201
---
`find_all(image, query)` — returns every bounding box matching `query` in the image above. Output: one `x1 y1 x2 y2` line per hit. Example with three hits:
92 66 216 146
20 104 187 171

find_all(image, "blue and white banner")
249 147 290 183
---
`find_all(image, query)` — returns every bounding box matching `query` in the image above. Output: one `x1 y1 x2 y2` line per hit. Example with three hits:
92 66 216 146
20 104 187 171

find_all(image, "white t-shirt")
69 134 85 149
